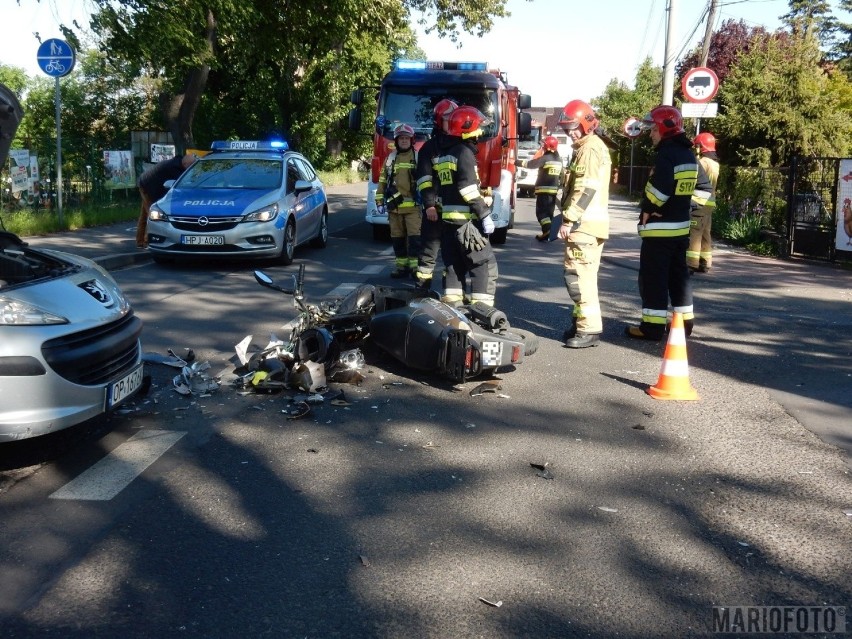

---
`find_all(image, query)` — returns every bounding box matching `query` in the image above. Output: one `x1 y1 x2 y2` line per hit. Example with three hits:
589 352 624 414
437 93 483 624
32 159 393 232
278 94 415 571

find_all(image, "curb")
94 251 152 271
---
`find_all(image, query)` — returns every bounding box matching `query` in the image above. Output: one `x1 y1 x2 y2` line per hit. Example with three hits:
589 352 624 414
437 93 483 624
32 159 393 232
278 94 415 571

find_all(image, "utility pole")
700 0 719 66
662 0 677 105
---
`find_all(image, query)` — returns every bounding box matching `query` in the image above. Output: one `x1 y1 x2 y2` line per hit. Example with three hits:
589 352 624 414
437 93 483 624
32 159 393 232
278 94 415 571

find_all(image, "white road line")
50 430 186 501
326 283 360 298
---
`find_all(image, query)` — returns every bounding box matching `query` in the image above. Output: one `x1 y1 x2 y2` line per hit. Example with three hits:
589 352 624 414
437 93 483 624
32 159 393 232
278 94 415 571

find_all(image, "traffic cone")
646 312 699 401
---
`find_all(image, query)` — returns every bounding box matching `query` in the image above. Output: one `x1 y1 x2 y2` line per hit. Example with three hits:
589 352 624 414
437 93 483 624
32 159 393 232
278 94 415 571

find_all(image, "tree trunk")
161 8 217 151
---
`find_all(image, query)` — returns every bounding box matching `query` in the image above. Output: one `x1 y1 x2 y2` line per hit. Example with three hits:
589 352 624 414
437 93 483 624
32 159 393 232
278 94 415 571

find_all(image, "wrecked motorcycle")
251 263 537 384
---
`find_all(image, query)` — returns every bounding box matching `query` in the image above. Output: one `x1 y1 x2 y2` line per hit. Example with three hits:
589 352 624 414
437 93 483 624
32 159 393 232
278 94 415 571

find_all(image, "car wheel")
279 219 296 265
310 208 328 248
490 226 508 245
372 224 390 241
505 328 539 356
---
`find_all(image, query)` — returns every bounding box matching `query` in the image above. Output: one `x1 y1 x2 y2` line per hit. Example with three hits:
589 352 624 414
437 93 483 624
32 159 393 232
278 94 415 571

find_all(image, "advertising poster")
9 149 30 193
29 156 40 190
151 144 176 163
103 150 136 190
837 159 852 252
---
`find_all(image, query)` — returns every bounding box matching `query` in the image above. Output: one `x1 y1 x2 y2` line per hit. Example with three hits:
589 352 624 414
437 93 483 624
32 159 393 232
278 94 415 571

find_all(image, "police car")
147 140 328 264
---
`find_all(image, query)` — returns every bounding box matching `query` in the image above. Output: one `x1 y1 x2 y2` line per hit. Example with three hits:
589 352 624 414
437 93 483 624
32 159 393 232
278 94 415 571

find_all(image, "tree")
716 29 852 166
675 19 768 90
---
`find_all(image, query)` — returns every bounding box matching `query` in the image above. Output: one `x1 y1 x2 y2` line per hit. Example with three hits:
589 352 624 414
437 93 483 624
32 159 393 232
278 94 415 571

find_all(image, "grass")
0 169 367 237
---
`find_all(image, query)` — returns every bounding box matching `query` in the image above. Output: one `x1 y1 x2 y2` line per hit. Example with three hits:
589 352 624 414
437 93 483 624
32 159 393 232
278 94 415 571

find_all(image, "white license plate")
108 364 144 408
182 234 224 245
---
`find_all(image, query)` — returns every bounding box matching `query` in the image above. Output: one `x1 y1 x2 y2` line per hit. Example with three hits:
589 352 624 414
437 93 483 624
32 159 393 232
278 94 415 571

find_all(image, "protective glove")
457 221 488 252
480 215 495 235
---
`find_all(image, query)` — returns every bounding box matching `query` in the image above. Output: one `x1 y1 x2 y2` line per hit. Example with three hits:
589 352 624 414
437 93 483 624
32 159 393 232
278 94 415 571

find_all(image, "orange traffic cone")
646 312 699 401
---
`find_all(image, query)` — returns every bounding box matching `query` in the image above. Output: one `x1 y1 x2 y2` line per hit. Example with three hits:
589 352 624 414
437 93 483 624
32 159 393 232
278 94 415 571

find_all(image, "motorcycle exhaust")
465 302 508 330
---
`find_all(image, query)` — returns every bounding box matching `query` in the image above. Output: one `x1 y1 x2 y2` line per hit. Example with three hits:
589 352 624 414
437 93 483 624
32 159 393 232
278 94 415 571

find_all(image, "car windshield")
177 159 283 190
378 88 500 140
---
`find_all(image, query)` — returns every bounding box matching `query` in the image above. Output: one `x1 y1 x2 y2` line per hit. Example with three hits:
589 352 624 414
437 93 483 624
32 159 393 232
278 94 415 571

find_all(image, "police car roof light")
394 60 487 72
210 140 289 152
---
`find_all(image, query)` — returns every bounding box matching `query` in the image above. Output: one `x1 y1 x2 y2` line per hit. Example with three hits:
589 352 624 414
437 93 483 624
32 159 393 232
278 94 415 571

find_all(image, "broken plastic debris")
285 402 311 420
307 448 319 453
359 554 371 567
168 347 194 363
330 369 365 385
632 424 646 430
737 541 750 547
479 597 503 607
142 351 188 368
597 506 618 513
469 381 502 397
422 441 440 449
530 462 554 480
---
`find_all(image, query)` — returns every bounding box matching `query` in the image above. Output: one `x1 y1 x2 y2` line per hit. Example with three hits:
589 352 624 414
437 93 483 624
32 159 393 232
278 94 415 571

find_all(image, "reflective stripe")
645 182 668 206
417 175 432 189
639 222 690 238
535 187 559 194
459 183 480 201
642 308 668 325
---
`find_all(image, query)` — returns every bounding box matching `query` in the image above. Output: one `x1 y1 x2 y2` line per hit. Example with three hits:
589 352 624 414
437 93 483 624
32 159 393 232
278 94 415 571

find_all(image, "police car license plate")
108 364 144 408
182 235 224 245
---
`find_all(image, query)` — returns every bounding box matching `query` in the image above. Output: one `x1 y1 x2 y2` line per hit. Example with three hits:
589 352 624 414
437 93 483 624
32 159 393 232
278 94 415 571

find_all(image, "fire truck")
348 60 532 244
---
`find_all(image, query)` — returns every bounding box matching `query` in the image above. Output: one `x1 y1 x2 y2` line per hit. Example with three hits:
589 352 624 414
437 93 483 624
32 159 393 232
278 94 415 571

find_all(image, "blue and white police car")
147 140 328 264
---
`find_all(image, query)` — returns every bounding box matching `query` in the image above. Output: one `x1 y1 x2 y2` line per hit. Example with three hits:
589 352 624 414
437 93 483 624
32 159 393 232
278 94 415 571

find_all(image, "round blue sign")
36 38 76 78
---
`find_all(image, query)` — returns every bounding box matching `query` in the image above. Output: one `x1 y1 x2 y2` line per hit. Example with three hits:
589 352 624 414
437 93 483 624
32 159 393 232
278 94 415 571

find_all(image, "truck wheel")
490 226 508 245
505 328 539 356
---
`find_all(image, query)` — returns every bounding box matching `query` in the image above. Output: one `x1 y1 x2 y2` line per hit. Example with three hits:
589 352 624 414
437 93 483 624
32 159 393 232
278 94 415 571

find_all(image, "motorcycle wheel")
504 328 539 356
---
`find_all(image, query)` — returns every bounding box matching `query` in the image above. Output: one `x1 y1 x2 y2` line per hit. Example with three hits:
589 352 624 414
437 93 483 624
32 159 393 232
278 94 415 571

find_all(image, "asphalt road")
1 183 850 638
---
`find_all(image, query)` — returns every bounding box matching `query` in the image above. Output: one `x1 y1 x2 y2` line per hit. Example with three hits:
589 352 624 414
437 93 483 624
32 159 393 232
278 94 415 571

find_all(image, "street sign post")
36 39 76 225
682 66 719 104
622 117 643 194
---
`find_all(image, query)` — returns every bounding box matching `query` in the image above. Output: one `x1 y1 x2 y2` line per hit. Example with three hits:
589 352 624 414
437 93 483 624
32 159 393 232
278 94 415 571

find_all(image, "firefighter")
421 105 497 307
688 131 720 273
555 100 611 348
414 98 458 290
516 135 563 241
376 123 420 278
626 105 706 340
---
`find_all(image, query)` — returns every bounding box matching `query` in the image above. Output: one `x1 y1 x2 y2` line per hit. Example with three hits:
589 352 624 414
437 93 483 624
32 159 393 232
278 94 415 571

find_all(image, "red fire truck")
348 60 532 244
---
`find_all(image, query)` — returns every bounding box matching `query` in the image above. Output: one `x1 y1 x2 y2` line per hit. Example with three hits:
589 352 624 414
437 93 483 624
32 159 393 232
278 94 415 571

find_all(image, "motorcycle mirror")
254 270 274 286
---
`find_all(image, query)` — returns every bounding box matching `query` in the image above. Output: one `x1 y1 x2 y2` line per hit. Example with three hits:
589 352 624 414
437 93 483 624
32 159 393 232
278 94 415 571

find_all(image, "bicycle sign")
37 38 75 78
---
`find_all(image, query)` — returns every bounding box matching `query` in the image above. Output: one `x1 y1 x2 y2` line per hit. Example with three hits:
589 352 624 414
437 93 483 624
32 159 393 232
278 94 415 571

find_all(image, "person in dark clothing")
625 105 709 340
420 106 497 307
136 153 196 248
515 135 563 241
414 98 458 290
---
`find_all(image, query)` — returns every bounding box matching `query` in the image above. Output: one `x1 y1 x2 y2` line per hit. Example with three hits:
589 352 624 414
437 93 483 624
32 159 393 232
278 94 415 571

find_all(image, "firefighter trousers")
441 222 497 307
686 205 713 271
535 193 557 234
637 236 694 337
563 231 605 334
415 213 442 286
389 208 422 271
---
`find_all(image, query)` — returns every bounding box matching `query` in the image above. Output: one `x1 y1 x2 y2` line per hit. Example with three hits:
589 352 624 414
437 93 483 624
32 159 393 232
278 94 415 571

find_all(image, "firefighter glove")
480 215 495 235
457 221 488 252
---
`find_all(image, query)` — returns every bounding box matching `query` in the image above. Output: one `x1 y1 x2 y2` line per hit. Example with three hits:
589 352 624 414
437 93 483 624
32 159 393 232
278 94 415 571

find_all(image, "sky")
1 0 847 108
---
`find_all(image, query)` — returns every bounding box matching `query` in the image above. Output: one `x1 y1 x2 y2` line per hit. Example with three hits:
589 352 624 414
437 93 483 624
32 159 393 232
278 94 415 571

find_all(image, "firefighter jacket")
691 152 719 209
520 149 563 195
561 133 611 239
418 135 489 225
376 147 418 212
639 134 702 238
416 130 443 210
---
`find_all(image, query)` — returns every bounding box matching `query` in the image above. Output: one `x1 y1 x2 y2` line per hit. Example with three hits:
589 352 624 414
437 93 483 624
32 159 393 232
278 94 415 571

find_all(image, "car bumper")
147 220 284 258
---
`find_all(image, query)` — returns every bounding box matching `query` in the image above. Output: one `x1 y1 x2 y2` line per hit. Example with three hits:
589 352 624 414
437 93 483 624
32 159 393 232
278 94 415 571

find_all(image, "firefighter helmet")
443 106 490 139
694 131 716 153
393 123 415 139
433 99 459 127
558 100 599 135
641 105 684 139
543 135 559 151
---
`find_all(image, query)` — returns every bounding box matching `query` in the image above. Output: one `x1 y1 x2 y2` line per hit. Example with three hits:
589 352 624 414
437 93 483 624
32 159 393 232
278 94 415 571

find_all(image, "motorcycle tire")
503 328 539 357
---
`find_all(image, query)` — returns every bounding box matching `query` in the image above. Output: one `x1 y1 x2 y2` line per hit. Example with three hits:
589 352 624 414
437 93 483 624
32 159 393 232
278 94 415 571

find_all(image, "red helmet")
558 99 599 135
694 131 716 153
543 135 559 151
641 105 684 139
393 123 415 139
443 106 490 139
433 98 458 127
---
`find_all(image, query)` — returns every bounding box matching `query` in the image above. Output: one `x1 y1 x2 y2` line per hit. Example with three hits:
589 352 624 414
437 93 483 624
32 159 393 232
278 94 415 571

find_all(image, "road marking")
327 283 360 298
361 264 386 274
49 430 186 501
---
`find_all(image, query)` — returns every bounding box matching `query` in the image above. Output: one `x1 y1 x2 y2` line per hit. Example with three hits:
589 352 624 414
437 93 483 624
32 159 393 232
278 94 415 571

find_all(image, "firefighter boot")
625 325 664 341
565 333 600 348
561 319 577 341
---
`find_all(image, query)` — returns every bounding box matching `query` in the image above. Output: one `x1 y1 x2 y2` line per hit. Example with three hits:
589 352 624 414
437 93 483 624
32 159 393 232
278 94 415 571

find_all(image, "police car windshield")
379 88 499 140
178 159 283 190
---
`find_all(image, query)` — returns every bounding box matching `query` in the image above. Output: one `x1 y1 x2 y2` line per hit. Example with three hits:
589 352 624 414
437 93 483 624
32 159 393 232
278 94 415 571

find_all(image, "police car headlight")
148 203 169 221
244 204 279 223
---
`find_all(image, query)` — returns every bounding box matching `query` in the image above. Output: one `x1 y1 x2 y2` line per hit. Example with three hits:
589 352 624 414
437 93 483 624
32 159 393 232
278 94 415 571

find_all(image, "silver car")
146 140 329 264
0 232 144 442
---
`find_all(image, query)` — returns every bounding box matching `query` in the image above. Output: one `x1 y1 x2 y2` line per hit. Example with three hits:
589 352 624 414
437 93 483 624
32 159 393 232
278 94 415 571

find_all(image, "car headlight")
0 298 68 325
243 204 279 223
149 203 169 221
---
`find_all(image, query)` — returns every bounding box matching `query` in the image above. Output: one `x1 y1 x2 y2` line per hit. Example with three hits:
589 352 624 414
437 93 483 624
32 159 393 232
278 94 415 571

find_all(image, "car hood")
159 188 278 217
1 245 131 325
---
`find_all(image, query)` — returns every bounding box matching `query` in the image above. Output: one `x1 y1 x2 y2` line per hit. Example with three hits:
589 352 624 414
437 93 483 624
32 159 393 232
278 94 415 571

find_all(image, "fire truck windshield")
378 88 499 140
